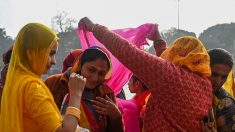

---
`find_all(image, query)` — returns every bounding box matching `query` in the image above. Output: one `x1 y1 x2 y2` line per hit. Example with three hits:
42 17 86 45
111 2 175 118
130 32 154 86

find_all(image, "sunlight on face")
43 44 58 74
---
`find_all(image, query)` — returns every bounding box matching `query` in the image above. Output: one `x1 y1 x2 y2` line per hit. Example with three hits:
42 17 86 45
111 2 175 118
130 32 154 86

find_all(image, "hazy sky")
0 0 235 38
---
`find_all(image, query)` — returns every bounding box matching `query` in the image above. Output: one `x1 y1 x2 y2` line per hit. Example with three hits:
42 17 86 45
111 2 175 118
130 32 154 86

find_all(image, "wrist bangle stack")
65 106 81 121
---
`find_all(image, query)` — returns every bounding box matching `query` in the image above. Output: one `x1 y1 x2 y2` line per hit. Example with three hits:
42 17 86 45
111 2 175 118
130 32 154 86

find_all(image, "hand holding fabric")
146 24 161 41
78 17 96 32
91 95 122 119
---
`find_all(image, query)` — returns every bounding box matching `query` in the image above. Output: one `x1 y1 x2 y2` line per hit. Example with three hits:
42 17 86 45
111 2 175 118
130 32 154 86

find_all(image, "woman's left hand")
91 95 122 119
78 17 95 32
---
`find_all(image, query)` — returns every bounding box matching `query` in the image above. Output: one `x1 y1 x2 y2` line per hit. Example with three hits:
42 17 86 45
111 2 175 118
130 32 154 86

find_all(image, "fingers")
91 97 114 115
70 72 86 81
70 72 76 78
96 97 111 105
90 99 108 108
209 108 215 122
92 104 108 115
105 95 113 103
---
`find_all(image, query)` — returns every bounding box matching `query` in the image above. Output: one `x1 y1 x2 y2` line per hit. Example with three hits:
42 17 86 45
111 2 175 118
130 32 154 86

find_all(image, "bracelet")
65 106 81 121
91 24 98 32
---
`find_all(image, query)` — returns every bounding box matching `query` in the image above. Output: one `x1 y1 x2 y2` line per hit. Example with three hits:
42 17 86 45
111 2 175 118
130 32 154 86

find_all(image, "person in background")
203 48 235 132
128 75 150 129
0 46 13 103
61 49 83 73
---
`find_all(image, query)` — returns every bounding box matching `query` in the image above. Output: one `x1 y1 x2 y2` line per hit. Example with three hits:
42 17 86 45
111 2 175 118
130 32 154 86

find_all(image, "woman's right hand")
68 73 86 97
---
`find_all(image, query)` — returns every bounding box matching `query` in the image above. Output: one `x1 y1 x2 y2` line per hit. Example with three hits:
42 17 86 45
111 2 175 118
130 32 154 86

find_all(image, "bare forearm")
56 95 81 132
154 40 167 56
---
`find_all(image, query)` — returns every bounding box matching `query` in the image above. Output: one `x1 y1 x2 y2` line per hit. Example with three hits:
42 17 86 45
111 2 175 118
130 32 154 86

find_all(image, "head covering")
71 46 112 80
62 49 83 72
0 23 59 132
160 36 211 77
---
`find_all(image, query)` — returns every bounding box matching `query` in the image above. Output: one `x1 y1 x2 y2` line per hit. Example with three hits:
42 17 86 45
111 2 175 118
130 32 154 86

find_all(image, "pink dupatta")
77 23 156 132
77 23 155 95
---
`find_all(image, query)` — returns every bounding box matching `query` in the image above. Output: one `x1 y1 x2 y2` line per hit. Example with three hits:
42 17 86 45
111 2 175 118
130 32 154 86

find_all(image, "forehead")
84 58 109 72
211 63 231 76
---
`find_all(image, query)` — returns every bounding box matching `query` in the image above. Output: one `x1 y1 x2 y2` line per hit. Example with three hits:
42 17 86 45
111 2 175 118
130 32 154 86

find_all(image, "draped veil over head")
160 36 211 77
0 23 60 132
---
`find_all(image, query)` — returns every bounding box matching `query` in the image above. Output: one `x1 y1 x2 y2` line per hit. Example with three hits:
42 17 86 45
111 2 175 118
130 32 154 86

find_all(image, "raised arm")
146 24 167 56
78 17 182 89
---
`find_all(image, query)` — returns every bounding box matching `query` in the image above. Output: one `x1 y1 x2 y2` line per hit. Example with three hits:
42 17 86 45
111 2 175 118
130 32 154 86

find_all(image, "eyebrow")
88 65 107 73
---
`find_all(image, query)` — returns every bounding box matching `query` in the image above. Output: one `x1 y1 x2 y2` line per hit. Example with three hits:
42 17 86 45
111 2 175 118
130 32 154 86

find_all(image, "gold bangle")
65 106 81 121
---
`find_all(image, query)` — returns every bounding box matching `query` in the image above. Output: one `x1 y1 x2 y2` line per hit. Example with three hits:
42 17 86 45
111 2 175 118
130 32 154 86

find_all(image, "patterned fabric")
92 25 212 131
160 36 211 77
214 88 235 132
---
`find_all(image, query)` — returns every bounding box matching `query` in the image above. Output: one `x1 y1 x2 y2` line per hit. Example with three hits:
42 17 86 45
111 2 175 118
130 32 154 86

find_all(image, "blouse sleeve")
93 25 187 89
25 82 62 132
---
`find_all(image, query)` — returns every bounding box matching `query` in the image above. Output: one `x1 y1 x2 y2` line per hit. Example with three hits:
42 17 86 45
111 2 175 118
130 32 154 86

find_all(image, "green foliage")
161 27 196 45
199 23 235 60
148 27 196 55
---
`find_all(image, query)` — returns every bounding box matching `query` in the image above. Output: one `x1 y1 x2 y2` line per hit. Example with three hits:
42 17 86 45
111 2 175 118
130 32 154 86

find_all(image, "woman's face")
43 44 58 74
80 58 109 89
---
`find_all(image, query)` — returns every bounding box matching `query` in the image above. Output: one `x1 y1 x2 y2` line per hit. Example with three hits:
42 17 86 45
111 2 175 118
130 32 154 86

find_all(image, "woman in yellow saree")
0 23 85 132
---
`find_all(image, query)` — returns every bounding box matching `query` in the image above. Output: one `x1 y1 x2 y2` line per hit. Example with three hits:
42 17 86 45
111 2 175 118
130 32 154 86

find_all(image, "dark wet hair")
131 75 148 90
208 48 234 69
80 47 111 69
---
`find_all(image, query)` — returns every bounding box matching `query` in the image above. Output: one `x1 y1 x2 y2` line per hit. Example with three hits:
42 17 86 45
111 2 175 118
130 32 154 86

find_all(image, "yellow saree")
0 23 62 132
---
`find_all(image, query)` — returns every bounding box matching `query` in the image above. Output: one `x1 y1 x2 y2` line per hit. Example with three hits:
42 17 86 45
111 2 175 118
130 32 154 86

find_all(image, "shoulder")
44 73 65 85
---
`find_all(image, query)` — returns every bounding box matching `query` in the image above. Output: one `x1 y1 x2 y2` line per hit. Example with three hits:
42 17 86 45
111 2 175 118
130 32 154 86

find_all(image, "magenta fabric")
117 98 140 132
77 23 156 95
